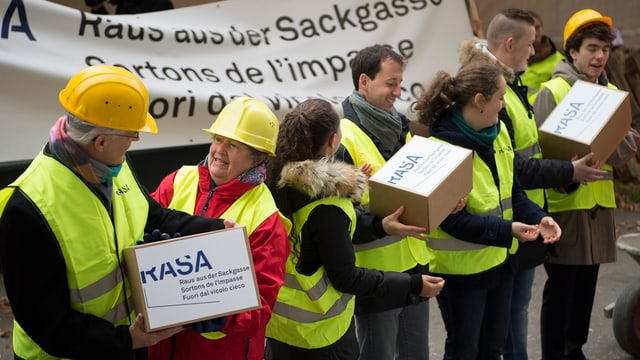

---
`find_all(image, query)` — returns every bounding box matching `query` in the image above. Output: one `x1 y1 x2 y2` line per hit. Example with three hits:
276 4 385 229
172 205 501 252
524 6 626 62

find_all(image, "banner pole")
466 0 484 39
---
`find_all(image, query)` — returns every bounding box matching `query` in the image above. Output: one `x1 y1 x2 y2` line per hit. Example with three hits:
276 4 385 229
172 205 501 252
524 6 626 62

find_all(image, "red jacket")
148 165 289 360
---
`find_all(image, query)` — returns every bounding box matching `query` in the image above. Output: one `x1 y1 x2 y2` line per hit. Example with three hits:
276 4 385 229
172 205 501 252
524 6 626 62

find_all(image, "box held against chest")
124 227 260 331
538 80 631 162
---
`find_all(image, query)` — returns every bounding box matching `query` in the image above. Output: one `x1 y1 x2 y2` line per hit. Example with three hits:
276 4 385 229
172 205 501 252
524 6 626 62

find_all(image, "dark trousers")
436 269 514 360
540 263 599 360
264 318 359 360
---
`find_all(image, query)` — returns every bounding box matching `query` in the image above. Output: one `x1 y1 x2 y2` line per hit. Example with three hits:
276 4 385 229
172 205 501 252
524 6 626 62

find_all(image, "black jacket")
278 160 423 314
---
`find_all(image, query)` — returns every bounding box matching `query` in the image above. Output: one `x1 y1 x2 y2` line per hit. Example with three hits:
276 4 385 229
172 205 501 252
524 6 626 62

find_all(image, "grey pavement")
0 210 638 359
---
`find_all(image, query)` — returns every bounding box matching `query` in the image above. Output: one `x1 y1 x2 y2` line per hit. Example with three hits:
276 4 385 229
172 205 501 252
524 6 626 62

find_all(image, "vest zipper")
200 183 216 216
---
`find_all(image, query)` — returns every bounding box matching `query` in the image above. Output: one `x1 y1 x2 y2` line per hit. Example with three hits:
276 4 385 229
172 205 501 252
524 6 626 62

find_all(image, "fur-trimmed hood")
277 158 366 204
459 38 515 83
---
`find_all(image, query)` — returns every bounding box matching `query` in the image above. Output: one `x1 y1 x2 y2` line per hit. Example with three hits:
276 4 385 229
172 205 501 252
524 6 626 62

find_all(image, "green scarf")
452 107 498 147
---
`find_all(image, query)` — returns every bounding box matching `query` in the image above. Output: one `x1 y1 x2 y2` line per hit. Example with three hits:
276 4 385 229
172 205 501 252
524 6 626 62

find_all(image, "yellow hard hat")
203 97 278 156
563 9 612 50
59 64 157 134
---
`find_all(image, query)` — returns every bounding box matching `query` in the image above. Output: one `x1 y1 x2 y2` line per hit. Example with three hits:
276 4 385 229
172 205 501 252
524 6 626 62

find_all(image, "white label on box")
133 227 258 329
538 81 626 142
370 137 470 195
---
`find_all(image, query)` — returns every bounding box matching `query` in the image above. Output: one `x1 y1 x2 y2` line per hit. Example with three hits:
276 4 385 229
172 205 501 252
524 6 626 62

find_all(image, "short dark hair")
564 23 615 61
349 44 406 90
501 8 535 25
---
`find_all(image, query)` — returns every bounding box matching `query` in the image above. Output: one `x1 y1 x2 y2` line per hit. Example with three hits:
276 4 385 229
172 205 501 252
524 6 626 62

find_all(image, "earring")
480 108 484 114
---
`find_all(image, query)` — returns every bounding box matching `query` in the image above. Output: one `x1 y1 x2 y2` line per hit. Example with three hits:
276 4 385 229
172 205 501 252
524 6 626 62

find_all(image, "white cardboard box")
538 80 631 162
124 227 260 331
368 135 473 233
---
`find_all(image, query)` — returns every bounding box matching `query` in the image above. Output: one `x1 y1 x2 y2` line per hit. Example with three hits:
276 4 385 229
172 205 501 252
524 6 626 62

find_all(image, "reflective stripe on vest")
266 196 356 349
5 151 144 359
340 118 428 272
516 142 541 159
540 78 617 211
427 124 518 275
168 166 289 340
505 86 545 207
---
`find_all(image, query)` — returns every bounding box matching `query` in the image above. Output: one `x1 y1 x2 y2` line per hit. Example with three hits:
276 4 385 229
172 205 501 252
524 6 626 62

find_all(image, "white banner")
0 0 471 162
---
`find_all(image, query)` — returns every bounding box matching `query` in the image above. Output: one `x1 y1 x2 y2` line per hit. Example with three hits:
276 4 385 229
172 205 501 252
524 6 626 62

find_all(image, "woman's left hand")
539 216 561 244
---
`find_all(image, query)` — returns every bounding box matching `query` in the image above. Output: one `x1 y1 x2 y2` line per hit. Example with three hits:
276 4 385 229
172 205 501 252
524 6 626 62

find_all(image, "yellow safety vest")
427 123 518 275
266 197 356 348
0 151 145 360
168 165 291 340
539 78 616 212
523 51 565 103
504 86 545 207
340 118 428 272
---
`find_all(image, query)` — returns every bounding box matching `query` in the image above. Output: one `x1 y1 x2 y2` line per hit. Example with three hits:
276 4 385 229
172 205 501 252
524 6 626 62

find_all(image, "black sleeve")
439 208 513 249
352 207 387 244
0 190 136 360
144 192 225 236
514 154 575 190
301 205 414 305
511 167 548 225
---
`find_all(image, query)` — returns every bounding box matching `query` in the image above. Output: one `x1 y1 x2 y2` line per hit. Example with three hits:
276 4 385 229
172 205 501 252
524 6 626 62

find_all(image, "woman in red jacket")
148 97 290 360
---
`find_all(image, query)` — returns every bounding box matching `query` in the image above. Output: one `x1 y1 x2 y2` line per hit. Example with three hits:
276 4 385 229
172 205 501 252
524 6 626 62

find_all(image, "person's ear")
505 36 514 51
569 48 578 62
473 93 485 110
255 153 267 165
92 134 108 152
327 132 339 150
358 73 369 91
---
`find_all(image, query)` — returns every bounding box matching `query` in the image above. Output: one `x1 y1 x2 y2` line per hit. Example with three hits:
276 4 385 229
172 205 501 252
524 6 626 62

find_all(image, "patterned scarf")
49 116 115 192
239 162 267 186
349 90 403 155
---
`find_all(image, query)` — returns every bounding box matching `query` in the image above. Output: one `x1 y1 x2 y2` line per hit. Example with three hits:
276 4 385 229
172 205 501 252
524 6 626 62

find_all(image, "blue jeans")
355 300 430 360
503 267 535 360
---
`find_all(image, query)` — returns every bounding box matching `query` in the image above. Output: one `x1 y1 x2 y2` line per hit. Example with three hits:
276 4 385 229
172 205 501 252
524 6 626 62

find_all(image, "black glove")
185 317 227 334
137 229 182 244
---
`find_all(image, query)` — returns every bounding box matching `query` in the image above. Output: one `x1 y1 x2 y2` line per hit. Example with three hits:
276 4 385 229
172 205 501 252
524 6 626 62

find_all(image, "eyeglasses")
109 132 140 140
